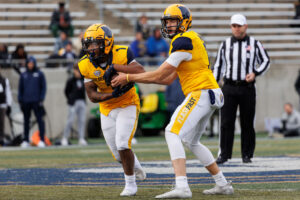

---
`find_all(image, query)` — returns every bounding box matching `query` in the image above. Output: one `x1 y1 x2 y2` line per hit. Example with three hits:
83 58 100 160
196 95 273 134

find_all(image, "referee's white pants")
165 88 223 166
101 105 139 162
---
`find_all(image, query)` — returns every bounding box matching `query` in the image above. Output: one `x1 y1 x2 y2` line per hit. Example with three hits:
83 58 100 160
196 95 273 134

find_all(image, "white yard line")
71 156 300 174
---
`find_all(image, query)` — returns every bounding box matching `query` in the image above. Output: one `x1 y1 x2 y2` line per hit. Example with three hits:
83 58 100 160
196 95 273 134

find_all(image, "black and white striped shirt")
213 35 270 82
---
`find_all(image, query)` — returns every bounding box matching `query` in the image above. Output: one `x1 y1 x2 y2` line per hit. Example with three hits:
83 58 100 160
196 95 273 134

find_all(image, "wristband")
126 74 130 83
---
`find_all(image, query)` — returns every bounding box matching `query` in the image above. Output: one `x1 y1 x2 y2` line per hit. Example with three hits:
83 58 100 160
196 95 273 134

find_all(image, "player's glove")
103 64 117 86
112 83 134 98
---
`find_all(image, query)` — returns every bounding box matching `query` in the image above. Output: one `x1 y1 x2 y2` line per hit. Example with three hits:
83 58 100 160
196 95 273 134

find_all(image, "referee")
213 14 270 164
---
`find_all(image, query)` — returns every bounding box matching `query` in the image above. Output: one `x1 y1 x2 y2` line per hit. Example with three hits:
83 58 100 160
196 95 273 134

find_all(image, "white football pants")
101 105 138 161
165 88 224 166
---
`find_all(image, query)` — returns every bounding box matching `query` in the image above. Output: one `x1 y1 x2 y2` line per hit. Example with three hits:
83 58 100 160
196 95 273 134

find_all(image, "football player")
78 23 146 196
111 4 234 199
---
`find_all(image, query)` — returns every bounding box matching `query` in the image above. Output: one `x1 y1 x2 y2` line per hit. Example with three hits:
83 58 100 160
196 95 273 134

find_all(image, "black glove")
6 106 11 116
39 102 46 117
112 83 134 98
103 64 117 86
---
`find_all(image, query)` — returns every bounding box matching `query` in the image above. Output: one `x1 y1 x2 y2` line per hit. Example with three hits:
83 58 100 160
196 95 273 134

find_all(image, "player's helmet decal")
161 4 192 39
82 23 114 68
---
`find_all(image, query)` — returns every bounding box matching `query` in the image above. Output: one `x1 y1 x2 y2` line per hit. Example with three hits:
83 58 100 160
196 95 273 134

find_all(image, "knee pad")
189 142 215 167
165 131 186 160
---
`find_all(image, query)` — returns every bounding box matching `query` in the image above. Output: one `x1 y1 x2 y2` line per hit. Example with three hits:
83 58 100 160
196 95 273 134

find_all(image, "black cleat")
216 156 228 164
242 156 252 163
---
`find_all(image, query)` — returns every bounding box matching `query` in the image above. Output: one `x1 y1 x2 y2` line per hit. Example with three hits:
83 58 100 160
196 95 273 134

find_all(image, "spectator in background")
46 31 70 68
11 44 28 74
18 56 47 148
0 44 9 68
61 64 87 146
146 28 169 65
278 103 300 137
54 31 70 55
62 41 77 73
165 77 185 120
49 2 74 37
0 69 12 146
130 32 147 65
135 15 152 40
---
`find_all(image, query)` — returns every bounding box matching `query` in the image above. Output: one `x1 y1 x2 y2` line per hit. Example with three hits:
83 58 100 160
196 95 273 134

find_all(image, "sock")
134 154 142 170
212 171 228 187
124 174 136 188
176 176 189 188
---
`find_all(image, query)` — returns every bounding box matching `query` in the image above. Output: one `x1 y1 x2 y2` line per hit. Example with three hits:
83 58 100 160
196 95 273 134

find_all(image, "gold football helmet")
82 23 114 66
161 4 192 38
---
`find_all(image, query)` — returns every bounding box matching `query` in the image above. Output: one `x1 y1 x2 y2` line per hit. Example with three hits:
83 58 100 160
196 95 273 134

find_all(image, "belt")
224 79 254 86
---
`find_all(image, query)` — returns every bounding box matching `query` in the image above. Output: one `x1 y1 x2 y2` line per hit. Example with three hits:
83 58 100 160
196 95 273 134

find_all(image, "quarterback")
112 4 234 198
78 23 146 196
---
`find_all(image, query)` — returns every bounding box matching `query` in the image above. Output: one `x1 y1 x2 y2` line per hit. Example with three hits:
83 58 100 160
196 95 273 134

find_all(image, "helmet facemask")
82 38 110 68
161 17 182 39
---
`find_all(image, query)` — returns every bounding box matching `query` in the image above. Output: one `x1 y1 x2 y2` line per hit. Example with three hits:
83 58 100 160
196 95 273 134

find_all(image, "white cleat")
120 187 137 197
203 181 234 195
78 138 88 146
37 141 46 148
155 187 192 199
20 141 30 148
61 138 68 146
135 168 146 181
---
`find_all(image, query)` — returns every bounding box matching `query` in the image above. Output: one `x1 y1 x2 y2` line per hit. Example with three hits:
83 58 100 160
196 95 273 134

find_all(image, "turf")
0 134 300 199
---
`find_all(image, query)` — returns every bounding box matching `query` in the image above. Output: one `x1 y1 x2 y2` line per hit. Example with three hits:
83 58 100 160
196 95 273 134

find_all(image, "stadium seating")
102 0 300 61
0 0 299 64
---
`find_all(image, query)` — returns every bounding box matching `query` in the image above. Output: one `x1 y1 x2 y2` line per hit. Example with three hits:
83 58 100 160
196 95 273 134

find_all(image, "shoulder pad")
171 37 193 53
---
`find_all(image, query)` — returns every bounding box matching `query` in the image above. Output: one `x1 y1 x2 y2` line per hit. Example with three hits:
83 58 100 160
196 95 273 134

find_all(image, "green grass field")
0 134 300 200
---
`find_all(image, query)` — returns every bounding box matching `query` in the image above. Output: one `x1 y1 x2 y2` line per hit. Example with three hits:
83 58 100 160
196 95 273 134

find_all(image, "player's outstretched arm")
103 61 145 86
85 81 113 103
111 61 176 87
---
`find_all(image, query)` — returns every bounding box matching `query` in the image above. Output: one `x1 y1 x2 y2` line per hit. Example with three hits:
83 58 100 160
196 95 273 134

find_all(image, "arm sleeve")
165 51 192 68
127 47 135 64
64 79 71 99
253 40 270 76
170 37 193 53
213 41 226 82
5 79 12 106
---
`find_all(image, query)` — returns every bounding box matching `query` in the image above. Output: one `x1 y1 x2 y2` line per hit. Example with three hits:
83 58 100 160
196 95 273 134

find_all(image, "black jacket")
50 10 72 27
64 76 85 105
295 72 300 96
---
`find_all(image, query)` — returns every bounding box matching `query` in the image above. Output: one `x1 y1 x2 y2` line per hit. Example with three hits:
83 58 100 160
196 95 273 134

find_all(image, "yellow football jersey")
78 45 140 116
169 31 219 96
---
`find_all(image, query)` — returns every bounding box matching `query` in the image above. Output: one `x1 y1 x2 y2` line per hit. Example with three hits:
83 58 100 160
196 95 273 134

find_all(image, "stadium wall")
2 64 299 139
